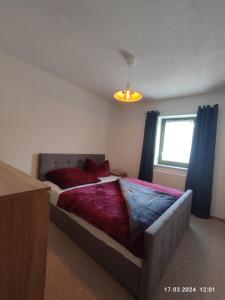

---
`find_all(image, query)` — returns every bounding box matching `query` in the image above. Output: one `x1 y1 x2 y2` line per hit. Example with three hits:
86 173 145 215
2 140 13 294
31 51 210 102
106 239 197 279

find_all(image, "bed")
38 153 192 300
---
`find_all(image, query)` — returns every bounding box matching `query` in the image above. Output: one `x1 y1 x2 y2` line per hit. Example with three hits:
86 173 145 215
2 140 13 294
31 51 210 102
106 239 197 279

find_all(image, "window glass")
158 117 195 168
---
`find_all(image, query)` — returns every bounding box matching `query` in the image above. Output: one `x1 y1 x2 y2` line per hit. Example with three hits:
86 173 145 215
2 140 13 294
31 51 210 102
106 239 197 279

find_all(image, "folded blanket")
118 179 177 255
58 179 179 257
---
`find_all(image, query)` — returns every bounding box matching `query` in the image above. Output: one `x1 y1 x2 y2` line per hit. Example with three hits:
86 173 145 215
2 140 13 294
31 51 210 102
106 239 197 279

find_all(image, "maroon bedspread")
57 179 183 257
57 181 132 251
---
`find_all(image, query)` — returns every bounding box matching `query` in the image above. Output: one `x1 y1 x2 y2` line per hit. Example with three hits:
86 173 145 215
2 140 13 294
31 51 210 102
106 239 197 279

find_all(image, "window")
156 116 195 168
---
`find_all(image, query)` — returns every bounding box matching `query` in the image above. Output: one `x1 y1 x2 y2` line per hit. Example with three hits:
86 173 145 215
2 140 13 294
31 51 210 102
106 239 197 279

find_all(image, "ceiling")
0 0 225 101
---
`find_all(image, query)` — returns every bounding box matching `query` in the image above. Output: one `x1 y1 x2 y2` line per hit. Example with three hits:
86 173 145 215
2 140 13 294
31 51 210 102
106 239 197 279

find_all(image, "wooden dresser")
0 160 50 300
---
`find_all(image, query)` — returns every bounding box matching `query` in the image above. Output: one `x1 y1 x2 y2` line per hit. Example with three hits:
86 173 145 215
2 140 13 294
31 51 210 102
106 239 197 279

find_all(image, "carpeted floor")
45 216 225 300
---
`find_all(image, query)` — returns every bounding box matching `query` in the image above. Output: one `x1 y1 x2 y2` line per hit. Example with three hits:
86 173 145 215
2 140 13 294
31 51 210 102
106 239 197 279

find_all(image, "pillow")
45 167 100 189
86 159 110 177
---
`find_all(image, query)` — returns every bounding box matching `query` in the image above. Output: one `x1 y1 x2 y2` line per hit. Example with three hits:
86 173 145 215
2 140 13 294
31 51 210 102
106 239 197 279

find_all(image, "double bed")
38 153 192 300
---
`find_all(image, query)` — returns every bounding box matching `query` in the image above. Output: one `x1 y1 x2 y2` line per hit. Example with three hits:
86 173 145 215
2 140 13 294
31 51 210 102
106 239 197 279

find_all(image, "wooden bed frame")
38 153 192 300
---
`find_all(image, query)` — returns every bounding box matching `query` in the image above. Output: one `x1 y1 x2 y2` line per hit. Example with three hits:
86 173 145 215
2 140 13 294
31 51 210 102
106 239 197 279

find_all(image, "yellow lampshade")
114 52 143 103
114 89 143 103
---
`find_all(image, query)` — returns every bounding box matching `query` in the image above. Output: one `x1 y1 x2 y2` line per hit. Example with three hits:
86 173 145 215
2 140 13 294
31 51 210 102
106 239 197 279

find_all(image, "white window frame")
154 114 196 169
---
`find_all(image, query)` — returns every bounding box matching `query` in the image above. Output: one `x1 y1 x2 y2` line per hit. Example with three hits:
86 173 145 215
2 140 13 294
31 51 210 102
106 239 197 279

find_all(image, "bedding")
119 179 179 256
46 176 142 266
57 178 181 257
45 167 100 189
86 159 110 177
125 178 183 198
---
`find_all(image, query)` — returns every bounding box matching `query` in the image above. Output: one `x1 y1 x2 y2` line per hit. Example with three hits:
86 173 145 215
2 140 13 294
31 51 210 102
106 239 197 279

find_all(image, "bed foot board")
139 190 192 300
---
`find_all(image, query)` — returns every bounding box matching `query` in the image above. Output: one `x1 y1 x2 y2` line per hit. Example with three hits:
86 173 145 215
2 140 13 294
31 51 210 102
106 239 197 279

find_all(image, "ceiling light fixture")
114 52 143 103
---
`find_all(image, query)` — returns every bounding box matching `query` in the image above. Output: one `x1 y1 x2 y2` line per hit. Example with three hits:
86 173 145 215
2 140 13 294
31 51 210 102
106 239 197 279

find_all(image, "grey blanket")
119 179 177 244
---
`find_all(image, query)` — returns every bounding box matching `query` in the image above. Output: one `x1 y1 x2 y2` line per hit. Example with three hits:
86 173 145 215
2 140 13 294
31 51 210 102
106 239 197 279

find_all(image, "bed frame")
38 153 192 300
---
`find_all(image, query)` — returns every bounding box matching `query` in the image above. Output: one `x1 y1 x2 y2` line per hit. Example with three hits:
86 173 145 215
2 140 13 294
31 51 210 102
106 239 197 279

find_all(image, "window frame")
157 116 196 169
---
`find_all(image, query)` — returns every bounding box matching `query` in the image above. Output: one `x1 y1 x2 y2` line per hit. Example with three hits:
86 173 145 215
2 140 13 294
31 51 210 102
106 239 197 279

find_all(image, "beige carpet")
45 216 225 300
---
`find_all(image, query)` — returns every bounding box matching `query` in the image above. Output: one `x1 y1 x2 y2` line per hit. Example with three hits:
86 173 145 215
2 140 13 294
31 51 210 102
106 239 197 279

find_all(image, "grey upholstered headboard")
38 153 105 181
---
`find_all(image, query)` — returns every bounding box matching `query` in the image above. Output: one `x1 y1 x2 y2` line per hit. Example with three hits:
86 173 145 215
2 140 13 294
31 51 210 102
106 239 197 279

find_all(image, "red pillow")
45 167 100 189
86 159 110 177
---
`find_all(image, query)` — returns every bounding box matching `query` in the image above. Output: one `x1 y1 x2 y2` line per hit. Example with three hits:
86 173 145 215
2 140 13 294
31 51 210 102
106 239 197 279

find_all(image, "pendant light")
114 53 143 103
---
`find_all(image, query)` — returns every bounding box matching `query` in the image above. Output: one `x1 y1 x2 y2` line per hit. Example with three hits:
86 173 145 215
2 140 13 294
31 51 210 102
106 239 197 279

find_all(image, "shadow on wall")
30 153 38 178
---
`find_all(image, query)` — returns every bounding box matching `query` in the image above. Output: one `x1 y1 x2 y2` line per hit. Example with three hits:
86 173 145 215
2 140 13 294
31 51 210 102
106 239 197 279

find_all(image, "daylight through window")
157 116 195 168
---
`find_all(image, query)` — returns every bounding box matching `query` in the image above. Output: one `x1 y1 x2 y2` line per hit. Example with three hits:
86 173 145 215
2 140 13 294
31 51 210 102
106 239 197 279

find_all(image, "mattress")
45 176 142 267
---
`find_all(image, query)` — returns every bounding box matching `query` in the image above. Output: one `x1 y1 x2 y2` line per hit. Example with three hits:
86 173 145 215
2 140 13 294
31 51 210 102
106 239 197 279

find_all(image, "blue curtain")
185 104 218 218
138 111 159 182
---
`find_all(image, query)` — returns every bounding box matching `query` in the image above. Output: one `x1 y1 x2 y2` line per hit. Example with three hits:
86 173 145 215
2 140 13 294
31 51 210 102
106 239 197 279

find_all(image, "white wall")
108 93 225 219
0 51 117 176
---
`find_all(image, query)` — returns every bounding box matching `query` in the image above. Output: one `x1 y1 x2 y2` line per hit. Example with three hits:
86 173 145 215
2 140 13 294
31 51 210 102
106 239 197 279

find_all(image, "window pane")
161 119 194 164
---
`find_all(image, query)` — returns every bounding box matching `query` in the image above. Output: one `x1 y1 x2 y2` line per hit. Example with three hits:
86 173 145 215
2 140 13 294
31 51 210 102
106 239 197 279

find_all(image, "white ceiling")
0 0 225 101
